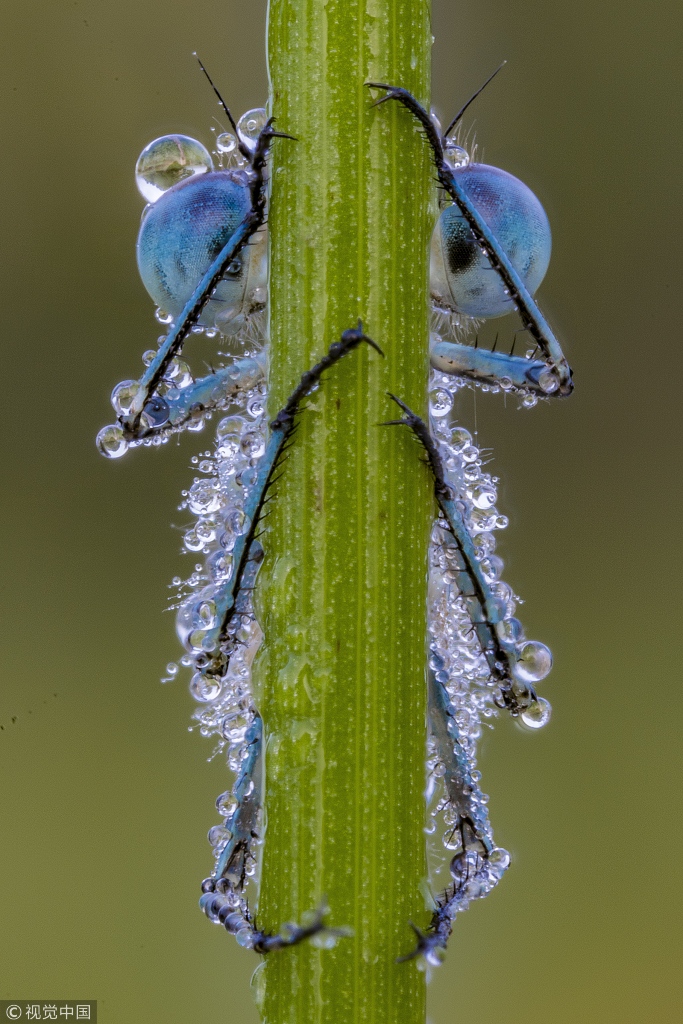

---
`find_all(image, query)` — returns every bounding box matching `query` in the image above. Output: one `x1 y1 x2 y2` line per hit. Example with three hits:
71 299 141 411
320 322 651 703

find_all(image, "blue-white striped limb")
430 338 555 397
367 83 573 397
427 668 493 856
386 394 538 716
194 326 383 683
129 353 266 441
116 119 288 441
399 669 509 964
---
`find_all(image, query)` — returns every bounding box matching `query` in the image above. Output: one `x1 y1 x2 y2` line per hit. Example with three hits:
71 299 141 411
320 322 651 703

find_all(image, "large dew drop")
135 135 214 203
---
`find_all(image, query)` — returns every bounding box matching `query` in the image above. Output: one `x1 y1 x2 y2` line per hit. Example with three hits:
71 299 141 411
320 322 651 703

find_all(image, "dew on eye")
443 140 469 169
136 135 214 203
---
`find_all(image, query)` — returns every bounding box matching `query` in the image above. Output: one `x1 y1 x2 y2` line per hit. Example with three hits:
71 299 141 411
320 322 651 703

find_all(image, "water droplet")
246 394 264 419
429 387 453 417
183 528 205 553
450 427 472 450
216 791 239 818
96 424 128 459
236 108 267 144
444 140 470 169
135 135 213 203
188 478 223 515
193 599 217 630
216 131 237 154
470 483 497 510
166 662 178 677
111 380 140 416
208 824 232 848
190 673 222 702
460 444 479 463
520 697 552 729
236 927 254 948
488 847 510 876
513 640 553 684
222 710 251 744
522 392 538 409
240 431 266 459
538 369 559 394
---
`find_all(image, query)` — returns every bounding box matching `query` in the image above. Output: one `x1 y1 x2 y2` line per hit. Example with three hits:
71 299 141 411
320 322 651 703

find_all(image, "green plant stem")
254 1 433 1020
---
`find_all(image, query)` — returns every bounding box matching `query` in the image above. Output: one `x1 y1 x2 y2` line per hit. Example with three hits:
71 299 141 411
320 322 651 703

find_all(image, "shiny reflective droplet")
521 697 552 729
96 424 129 459
488 847 511 875
470 482 497 510
208 824 232 848
188 479 223 515
135 135 214 203
429 387 453 417
513 640 553 684
222 711 250 744
236 108 267 144
216 791 239 818
538 369 559 394
444 140 470 169
193 599 217 630
111 380 140 416
216 132 237 154
190 672 222 702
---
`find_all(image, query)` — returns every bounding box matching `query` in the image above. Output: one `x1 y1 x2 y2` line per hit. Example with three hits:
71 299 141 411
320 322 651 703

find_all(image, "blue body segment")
137 171 251 324
432 164 551 319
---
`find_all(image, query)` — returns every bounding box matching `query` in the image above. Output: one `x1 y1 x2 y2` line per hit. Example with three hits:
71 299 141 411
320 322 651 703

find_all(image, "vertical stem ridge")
256 1 433 1020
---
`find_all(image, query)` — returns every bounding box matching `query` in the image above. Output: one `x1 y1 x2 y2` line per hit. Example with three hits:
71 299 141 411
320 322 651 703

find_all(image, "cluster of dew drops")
424 364 553 897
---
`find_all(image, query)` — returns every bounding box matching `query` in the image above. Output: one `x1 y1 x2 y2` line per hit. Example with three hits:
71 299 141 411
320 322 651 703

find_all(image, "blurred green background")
1 0 681 1021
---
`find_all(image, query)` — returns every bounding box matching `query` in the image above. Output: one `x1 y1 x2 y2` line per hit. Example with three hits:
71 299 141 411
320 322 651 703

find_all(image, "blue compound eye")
431 164 552 319
136 170 263 330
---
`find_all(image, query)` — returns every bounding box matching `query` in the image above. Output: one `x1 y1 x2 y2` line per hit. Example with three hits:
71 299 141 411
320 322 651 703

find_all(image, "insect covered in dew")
367 69 573 961
135 127 268 339
369 64 573 402
96 59 572 968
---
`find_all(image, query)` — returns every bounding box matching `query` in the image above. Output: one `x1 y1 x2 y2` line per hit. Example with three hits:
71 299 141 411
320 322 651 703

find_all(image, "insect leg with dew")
367 74 573 400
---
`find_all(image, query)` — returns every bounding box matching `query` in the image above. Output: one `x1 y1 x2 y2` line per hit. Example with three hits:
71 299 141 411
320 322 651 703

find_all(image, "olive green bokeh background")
1 1 680 1021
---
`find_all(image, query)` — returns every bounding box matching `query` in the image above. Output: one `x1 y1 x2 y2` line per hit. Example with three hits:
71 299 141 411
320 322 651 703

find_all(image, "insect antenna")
443 60 507 138
194 52 240 137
